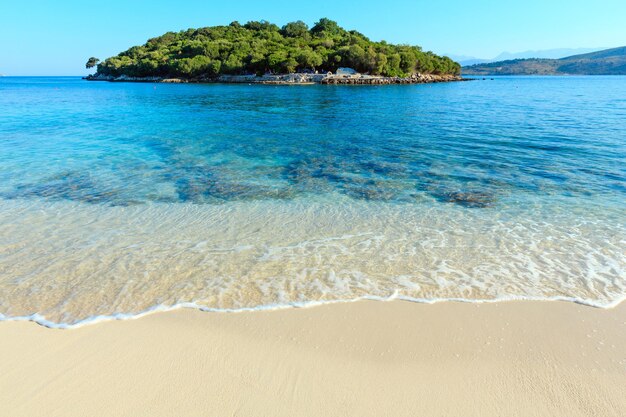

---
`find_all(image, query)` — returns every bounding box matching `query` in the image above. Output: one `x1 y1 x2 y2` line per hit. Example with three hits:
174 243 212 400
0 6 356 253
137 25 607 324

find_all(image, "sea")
0 76 624 328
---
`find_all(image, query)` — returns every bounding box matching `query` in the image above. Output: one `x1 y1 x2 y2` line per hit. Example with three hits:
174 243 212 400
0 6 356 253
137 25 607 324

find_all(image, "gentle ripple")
0 76 625 327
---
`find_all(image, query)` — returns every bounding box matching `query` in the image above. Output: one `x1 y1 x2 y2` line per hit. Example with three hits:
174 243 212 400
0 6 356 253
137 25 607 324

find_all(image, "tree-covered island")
87 18 462 84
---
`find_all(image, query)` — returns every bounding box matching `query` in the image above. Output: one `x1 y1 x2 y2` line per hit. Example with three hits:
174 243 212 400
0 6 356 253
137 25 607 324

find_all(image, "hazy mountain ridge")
492 47 606 61
462 46 626 75
447 47 606 67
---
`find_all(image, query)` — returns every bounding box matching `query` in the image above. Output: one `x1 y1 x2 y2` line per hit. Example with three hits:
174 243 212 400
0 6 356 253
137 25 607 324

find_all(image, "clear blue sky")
1 0 625 75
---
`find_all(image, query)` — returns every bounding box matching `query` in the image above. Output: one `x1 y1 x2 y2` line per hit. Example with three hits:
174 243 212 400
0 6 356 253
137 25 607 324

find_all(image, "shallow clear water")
0 76 625 327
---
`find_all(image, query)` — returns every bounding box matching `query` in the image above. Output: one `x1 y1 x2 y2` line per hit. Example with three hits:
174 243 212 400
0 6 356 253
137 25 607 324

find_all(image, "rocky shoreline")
85 72 465 85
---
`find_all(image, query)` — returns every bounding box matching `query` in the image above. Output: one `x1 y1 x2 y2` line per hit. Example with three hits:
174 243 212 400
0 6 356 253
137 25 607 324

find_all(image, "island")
85 18 462 85
463 46 626 75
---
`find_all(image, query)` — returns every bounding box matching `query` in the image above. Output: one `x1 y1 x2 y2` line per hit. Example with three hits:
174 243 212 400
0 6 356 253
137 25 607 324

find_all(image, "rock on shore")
85 72 464 85
322 73 462 84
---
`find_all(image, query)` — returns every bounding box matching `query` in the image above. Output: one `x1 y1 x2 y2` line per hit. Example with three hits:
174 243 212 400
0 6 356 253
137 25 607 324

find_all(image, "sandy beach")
2 4 626 417
1 300 624 417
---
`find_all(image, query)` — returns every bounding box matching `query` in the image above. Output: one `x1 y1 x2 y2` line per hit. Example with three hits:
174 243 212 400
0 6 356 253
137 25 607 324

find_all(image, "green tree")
92 18 460 78
311 18 342 37
295 49 323 70
85 57 100 69
282 57 298 73
281 21 309 38
386 53 402 76
375 52 387 75
399 51 416 74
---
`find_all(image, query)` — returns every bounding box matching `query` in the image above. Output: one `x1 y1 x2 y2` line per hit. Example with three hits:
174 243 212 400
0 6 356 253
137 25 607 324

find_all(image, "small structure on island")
336 67 358 75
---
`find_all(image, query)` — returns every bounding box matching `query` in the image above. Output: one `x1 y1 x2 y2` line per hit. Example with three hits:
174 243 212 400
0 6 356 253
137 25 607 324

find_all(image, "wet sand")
1 300 625 417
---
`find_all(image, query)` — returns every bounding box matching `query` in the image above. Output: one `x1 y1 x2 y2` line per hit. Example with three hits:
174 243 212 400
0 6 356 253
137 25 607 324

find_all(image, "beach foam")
0 194 624 327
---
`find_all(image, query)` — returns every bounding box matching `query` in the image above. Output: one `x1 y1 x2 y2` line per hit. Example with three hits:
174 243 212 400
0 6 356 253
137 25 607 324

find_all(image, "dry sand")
1 300 625 417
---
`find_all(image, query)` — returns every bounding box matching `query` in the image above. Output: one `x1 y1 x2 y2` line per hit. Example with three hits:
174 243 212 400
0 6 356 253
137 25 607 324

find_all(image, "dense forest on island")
91 18 460 78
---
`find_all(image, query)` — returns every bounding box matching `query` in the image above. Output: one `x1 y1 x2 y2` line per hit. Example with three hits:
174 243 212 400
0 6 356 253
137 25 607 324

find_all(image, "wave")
1 196 624 329
2 293 625 330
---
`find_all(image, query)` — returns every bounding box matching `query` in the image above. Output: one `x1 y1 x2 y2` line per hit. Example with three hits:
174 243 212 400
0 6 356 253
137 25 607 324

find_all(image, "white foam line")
1 293 625 330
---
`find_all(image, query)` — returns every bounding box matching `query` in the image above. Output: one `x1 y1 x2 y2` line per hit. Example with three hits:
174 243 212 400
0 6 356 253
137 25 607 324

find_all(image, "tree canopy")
85 57 100 69
93 19 460 78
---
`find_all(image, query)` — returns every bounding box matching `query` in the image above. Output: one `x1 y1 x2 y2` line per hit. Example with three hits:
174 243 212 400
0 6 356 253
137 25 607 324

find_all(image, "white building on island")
336 67 358 75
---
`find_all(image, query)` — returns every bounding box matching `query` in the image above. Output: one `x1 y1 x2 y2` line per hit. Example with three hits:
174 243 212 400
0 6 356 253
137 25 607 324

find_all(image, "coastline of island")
85 71 464 85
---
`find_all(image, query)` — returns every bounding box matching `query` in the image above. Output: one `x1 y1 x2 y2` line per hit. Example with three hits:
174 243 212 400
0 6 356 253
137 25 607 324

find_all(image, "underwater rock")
3 171 131 206
284 157 344 191
169 163 297 203
341 181 400 201
437 190 497 208
284 156 416 201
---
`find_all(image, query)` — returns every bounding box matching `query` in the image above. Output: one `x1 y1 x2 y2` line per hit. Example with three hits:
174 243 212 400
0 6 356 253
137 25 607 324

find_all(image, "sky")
1 0 625 75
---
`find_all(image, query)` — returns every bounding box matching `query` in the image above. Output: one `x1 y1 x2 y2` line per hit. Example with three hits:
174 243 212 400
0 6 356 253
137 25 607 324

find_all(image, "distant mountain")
444 54 490 67
459 58 491 67
462 46 626 75
446 47 606 67
492 47 606 61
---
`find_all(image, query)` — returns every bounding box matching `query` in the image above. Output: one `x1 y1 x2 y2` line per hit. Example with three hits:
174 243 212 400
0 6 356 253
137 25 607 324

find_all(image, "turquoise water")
0 76 625 327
